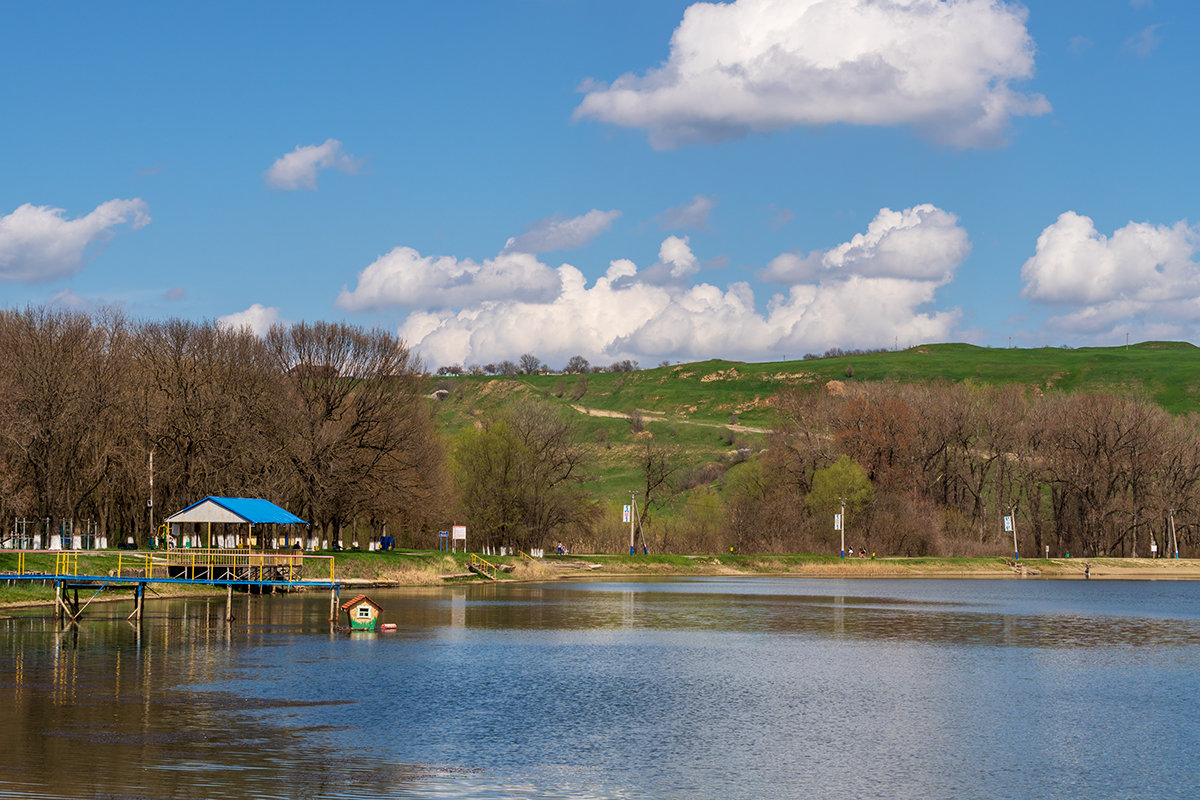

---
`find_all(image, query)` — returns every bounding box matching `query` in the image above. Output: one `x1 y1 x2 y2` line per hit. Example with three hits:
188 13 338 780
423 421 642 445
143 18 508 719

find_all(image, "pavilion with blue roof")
164 496 307 549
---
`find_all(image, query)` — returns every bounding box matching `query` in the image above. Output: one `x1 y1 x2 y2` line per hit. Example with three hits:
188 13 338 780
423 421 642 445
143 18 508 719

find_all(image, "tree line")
436 354 639 377
5 306 1199 559
446 378 1200 560
721 380 1200 558
0 307 448 546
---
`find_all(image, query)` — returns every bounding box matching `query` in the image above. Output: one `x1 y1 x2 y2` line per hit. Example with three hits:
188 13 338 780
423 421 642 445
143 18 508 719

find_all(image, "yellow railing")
519 550 534 561
156 549 295 581
54 551 79 577
4 548 335 585
469 552 498 579
152 548 336 584
116 552 152 578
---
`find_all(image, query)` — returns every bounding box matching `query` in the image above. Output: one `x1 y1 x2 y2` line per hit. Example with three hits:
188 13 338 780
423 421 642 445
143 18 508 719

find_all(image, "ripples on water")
2 578 1199 799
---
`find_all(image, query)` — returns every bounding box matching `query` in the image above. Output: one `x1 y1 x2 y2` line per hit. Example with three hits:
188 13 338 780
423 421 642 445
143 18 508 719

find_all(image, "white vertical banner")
623 505 631 523
1004 516 1013 532
834 513 842 531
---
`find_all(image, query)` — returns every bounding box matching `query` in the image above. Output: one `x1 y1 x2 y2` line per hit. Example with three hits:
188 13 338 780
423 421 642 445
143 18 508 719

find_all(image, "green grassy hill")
429 341 1200 507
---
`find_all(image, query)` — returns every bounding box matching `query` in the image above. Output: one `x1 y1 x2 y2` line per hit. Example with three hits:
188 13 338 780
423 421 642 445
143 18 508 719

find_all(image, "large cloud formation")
574 0 1050 148
339 204 967 368
1021 212 1200 337
0 198 151 282
263 139 362 190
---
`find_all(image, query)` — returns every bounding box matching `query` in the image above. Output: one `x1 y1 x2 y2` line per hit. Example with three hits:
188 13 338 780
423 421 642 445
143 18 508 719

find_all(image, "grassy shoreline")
4 551 1198 611
518 553 1200 581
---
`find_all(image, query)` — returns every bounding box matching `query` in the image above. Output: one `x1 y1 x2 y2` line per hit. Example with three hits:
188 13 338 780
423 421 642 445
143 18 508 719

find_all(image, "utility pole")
1170 509 1180 559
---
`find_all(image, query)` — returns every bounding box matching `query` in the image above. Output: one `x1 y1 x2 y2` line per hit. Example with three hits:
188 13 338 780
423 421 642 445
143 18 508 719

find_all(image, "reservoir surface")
2 576 1199 799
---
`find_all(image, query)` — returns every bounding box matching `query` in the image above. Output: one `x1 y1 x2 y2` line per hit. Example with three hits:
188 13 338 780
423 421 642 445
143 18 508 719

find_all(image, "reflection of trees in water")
424 583 1200 650
0 608 451 799
4 584 1199 799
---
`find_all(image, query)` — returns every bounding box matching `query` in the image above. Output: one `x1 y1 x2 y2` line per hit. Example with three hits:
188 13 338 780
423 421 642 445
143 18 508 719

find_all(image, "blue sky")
2 0 1197 369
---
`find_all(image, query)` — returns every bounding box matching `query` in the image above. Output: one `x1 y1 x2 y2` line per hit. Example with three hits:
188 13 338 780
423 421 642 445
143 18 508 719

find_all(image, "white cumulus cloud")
263 139 362 190
761 204 969 284
638 235 704 285
574 0 1050 148
502 209 621 254
1021 212 1200 337
1022 212 1199 305
336 247 563 312
216 304 287 337
0 198 151 283
349 207 964 368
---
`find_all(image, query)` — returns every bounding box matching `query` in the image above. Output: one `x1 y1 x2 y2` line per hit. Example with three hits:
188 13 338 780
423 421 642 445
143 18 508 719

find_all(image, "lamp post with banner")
835 497 846 558
1005 506 1018 560
625 495 635 555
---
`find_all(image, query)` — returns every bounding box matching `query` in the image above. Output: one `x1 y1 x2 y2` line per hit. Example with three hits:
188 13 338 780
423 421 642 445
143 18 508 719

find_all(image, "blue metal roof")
175 496 307 525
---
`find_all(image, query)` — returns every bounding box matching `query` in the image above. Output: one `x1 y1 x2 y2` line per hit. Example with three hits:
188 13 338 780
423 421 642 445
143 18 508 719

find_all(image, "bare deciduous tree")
268 321 446 546
452 399 594 552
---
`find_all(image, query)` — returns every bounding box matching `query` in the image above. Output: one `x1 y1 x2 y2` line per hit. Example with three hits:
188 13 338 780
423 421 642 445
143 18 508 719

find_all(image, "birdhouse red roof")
340 594 382 612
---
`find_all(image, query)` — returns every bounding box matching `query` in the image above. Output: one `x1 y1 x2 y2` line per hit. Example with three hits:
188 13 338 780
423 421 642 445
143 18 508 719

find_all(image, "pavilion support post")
55 582 79 623
126 584 143 622
329 587 337 625
225 584 234 622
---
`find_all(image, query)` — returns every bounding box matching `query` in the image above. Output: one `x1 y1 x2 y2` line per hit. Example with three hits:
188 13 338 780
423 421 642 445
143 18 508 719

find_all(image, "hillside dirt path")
569 405 770 434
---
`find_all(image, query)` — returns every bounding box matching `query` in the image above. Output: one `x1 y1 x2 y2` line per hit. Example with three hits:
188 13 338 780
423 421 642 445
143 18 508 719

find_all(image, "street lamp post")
839 497 846 559
629 491 637 556
1170 509 1180 559
1007 504 1019 560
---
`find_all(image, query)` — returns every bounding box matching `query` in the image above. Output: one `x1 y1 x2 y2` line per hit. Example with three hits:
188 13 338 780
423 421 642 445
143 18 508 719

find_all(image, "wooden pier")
3 549 340 624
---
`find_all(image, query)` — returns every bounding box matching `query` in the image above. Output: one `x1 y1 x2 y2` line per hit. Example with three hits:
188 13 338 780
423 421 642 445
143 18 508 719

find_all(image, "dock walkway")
2 548 340 623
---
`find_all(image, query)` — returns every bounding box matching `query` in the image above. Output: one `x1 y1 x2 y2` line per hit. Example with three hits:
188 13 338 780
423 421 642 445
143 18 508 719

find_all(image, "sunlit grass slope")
427 341 1200 504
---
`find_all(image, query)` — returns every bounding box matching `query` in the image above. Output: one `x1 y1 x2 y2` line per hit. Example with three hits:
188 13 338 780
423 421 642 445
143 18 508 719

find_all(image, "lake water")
2 576 1199 799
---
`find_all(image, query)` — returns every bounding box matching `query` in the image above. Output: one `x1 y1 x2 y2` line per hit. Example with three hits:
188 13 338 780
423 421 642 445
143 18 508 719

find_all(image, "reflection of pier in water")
3 549 340 624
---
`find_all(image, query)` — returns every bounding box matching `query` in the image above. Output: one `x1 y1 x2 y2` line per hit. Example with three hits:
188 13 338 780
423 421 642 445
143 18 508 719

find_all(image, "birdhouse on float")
341 594 382 631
